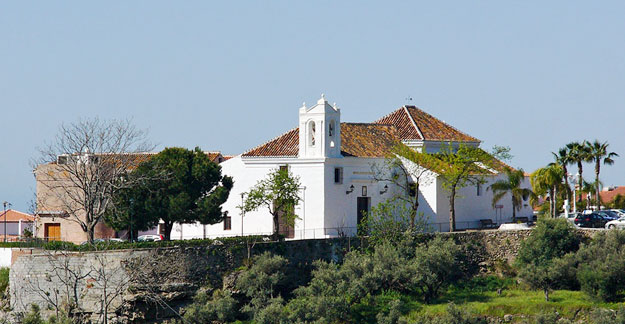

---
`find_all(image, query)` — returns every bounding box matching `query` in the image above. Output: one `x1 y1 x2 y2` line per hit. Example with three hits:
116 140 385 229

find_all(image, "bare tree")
372 144 438 229
34 117 153 242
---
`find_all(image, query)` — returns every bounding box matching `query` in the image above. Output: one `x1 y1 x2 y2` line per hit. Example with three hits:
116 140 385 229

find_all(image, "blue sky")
2 1 625 211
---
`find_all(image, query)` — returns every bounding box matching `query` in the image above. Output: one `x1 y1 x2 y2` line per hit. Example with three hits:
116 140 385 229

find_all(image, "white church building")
172 95 533 240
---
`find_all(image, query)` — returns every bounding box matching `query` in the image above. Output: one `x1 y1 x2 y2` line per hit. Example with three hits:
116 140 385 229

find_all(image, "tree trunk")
272 213 280 240
449 188 456 232
563 166 572 208
596 162 601 211
163 222 173 241
512 199 516 222
411 183 420 229
578 162 584 212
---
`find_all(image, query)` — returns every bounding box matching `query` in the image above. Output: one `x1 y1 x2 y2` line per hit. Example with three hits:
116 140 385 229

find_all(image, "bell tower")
298 94 341 158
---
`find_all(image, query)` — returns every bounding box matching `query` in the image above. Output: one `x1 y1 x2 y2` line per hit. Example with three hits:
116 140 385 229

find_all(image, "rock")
222 270 244 294
504 314 513 322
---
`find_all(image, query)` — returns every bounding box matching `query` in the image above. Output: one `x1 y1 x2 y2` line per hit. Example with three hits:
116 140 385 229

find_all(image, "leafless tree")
34 117 154 242
17 247 131 323
371 145 437 229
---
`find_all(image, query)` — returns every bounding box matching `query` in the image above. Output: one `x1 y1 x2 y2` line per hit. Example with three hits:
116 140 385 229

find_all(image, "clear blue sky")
2 1 625 212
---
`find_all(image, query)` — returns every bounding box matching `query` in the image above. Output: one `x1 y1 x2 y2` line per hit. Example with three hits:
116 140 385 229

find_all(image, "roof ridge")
242 127 299 156
406 106 480 142
403 106 425 140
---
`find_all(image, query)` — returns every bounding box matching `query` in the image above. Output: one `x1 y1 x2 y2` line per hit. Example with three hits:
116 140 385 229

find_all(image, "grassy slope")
404 289 622 321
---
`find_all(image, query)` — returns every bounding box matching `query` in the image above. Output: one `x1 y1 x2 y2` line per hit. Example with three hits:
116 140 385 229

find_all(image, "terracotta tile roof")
374 107 423 140
600 186 625 204
242 128 299 157
340 123 400 158
375 106 480 142
242 124 401 158
0 210 34 222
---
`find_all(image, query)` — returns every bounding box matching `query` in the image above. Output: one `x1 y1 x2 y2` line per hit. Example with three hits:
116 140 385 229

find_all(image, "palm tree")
566 141 591 211
586 140 618 210
530 165 565 218
489 168 534 222
550 147 572 207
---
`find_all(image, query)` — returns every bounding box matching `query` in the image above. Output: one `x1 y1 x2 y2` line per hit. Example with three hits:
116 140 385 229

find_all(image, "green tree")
411 236 464 303
576 230 625 301
240 168 302 240
550 147 573 205
105 176 157 241
435 144 498 232
566 141 592 211
109 147 233 240
530 165 565 218
488 168 534 222
586 140 619 210
515 218 580 301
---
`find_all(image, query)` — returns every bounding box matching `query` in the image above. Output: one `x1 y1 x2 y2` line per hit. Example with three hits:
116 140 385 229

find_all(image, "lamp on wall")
346 185 354 195
380 184 388 195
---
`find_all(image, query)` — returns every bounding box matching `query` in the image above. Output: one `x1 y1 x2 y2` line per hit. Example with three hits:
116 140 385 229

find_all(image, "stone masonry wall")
9 229 601 323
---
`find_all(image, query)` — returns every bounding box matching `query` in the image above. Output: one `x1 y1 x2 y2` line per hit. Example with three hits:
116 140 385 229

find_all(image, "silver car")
605 216 625 229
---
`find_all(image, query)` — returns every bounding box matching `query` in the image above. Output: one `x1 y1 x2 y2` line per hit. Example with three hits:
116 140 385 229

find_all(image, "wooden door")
45 223 61 241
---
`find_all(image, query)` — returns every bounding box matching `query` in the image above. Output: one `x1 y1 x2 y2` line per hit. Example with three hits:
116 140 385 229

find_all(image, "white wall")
434 173 534 231
0 249 12 268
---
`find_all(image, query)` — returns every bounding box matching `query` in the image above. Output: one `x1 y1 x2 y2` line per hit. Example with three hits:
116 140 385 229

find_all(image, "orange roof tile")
0 210 34 222
375 106 480 142
600 186 625 204
242 123 401 158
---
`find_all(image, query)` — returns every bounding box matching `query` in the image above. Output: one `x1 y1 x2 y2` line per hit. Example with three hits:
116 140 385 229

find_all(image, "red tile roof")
340 123 400 158
600 186 625 204
242 123 401 158
375 106 480 142
242 128 300 157
0 210 34 222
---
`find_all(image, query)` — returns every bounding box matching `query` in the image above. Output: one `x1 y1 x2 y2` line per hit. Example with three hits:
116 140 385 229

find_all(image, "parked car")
605 217 625 229
574 213 609 228
137 234 164 242
610 209 625 217
595 210 620 221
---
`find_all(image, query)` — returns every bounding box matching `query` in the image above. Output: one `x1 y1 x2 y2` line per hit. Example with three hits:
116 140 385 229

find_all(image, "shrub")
411 236 463 303
236 252 289 314
589 306 625 324
516 218 580 266
182 290 238 323
22 304 44 324
576 230 625 301
412 303 486 324
516 218 580 301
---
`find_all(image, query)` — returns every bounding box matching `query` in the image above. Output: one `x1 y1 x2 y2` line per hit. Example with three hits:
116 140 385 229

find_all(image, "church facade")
173 96 534 240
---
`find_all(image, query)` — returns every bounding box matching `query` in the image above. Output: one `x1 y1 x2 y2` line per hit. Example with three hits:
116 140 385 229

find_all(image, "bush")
182 290 238 323
576 230 625 301
589 306 625 324
411 236 463 303
516 218 580 300
22 304 44 324
236 252 289 314
516 218 580 266
412 303 487 324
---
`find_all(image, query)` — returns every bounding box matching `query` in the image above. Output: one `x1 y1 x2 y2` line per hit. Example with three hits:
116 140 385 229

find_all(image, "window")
477 183 482 196
329 120 335 137
309 121 316 147
334 167 343 184
224 214 232 230
279 165 288 172
362 186 368 197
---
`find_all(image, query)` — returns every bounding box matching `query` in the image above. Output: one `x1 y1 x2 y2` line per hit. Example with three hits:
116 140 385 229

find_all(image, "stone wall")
8 229 601 323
